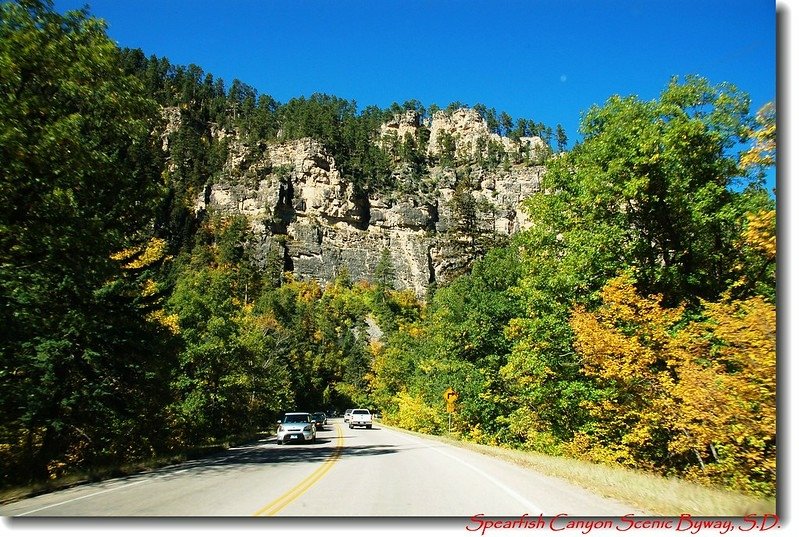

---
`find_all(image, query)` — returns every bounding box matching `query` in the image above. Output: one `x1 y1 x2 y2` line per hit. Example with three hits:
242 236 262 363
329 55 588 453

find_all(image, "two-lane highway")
0 419 645 517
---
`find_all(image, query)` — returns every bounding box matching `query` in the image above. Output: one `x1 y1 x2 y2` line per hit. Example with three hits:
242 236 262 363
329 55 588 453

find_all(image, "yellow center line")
253 423 344 516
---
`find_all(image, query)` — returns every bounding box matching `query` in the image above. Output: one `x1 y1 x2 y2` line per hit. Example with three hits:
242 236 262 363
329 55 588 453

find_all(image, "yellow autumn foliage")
141 278 159 297
111 237 169 270
390 288 421 309
667 296 776 494
387 391 445 434
741 209 776 261
296 279 322 303
147 309 180 335
569 274 776 496
739 102 776 170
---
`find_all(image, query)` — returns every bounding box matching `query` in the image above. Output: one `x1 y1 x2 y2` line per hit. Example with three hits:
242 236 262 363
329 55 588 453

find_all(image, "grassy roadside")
0 432 271 505
378 421 776 517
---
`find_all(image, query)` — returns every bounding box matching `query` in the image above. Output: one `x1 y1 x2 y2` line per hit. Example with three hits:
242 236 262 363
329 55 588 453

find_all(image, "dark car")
311 411 327 429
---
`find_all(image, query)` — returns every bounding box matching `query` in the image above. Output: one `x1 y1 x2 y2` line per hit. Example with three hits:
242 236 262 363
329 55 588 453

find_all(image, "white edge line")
15 479 150 516
383 425 544 514
428 445 545 514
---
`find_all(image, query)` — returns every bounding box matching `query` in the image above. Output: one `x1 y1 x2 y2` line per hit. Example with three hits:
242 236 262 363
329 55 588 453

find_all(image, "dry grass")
384 424 776 517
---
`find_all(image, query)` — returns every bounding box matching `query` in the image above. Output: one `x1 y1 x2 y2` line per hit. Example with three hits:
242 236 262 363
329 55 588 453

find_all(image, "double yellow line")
253 423 344 516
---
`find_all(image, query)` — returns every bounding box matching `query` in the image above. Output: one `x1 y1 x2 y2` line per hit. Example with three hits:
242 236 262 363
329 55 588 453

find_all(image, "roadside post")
443 387 459 433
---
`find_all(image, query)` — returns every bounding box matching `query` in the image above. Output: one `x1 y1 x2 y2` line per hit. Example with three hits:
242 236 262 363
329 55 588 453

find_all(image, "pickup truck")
348 409 372 429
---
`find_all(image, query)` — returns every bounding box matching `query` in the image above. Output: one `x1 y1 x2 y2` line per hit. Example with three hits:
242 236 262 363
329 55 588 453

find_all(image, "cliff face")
425 108 544 160
193 109 545 295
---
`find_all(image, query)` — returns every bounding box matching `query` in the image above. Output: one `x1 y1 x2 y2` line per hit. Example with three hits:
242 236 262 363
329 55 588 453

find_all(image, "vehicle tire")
277 439 282 445
366 425 372 429
349 423 353 429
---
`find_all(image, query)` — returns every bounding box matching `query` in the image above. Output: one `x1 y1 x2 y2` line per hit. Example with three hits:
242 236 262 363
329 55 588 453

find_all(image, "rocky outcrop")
159 106 181 154
379 110 421 143
425 108 545 161
194 109 545 296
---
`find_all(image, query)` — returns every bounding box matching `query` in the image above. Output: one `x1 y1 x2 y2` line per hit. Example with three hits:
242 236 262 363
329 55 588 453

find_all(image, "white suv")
276 412 316 444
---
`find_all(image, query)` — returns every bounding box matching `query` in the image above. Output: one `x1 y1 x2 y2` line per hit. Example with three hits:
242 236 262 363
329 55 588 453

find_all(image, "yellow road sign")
446 401 456 413
443 387 458 403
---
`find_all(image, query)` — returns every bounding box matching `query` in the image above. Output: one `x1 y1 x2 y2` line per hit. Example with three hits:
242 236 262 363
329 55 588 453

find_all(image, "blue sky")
54 1 776 144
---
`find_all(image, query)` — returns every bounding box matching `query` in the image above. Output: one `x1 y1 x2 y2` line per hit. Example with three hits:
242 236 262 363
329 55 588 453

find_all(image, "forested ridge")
0 1 776 497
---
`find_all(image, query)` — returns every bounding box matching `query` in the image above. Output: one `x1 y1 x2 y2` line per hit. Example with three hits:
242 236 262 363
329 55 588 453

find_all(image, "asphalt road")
0 418 645 517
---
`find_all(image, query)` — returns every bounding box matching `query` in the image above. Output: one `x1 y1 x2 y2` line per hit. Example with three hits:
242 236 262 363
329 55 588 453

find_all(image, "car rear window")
353 410 369 414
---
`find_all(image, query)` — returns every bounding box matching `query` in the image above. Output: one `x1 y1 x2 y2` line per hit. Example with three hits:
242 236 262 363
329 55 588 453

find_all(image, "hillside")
188 108 546 295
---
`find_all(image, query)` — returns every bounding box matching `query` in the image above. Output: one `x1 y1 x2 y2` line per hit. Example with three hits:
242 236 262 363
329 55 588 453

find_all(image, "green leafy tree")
501 76 774 453
524 75 771 306
0 0 169 481
366 248 522 437
166 258 295 443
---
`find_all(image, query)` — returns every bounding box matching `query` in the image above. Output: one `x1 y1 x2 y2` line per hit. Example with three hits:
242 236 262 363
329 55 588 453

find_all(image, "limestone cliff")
193 108 545 295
